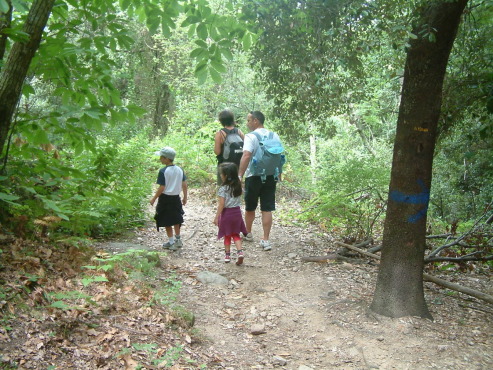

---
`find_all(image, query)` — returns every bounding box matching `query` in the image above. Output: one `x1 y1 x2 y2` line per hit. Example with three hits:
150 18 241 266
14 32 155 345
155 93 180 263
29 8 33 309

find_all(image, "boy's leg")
163 226 175 249
173 224 183 248
173 224 181 236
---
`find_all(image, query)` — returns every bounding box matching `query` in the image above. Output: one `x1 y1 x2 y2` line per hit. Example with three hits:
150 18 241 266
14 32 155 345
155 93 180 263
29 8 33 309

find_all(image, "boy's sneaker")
260 239 272 251
236 251 244 266
224 253 231 263
174 238 183 248
243 232 253 242
162 241 174 249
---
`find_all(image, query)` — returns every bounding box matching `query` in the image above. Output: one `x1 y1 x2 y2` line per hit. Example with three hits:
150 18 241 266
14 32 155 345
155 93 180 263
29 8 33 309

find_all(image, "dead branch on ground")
334 241 493 305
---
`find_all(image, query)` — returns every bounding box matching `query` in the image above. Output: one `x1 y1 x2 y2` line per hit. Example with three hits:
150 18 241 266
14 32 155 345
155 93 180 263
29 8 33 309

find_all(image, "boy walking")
150 147 188 250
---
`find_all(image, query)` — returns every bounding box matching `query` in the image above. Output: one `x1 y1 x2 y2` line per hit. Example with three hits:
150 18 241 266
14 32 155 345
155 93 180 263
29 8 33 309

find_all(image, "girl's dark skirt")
217 206 247 239
154 194 184 231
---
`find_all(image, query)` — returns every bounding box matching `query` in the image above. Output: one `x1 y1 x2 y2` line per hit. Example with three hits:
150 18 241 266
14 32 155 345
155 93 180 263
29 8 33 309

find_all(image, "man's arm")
238 150 251 179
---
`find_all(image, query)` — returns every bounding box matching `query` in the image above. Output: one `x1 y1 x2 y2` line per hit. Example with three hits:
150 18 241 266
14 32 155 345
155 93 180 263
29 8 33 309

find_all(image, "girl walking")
214 162 247 265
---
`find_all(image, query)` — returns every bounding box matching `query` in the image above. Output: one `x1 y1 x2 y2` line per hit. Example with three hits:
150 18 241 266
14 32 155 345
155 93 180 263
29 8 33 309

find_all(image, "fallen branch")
302 239 372 263
301 254 352 263
335 241 493 305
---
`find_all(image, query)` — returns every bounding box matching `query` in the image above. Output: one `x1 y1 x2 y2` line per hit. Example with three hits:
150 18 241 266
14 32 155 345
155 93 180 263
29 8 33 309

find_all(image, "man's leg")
245 210 255 233
261 211 272 241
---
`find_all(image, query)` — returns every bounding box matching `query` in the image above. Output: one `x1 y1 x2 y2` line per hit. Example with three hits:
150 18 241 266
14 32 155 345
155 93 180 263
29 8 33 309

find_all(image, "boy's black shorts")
244 176 276 212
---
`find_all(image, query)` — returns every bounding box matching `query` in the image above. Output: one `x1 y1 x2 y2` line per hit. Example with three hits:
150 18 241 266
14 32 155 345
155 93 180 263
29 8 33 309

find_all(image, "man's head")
247 111 265 131
156 147 176 162
218 110 235 127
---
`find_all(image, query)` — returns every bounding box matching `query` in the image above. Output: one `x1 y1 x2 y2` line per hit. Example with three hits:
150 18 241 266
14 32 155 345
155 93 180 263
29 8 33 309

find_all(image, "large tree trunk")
0 0 55 159
370 0 469 319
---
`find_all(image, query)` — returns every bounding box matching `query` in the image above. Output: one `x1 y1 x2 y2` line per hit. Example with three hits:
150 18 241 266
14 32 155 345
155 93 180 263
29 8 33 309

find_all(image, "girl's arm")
213 196 225 226
150 185 165 206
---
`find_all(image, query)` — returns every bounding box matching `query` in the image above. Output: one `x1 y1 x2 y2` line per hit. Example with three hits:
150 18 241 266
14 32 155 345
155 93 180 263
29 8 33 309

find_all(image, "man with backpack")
238 111 285 251
214 110 245 185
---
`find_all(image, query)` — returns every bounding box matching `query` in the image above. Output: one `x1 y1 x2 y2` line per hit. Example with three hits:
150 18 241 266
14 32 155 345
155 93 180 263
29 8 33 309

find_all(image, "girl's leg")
232 234 244 265
224 235 232 263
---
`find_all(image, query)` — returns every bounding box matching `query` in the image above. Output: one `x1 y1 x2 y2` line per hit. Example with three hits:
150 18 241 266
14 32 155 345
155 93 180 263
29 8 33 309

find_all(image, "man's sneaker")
243 232 253 242
162 241 174 249
260 239 272 251
236 251 244 266
174 238 183 248
224 253 231 263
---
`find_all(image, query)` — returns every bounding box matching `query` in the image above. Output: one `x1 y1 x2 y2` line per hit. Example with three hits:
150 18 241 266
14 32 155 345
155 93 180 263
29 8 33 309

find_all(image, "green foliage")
1 133 153 237
47 289 96 311
301 122 392 239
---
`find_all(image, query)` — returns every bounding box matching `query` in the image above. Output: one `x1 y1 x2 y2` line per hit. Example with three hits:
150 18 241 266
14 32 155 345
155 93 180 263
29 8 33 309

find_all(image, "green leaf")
197 23 208 39
0 192 20 206
221 47 233 60
209 67 222 83
81 276 108 287
242 32 252 50
22 84 35 98
196 66 208 85
0 0 10 13
194 39 208 48
50 301 72 310
210 60 226 73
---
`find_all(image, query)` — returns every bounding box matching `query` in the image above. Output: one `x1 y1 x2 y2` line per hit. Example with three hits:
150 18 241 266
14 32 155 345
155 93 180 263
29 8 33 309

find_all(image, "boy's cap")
155 147 176 160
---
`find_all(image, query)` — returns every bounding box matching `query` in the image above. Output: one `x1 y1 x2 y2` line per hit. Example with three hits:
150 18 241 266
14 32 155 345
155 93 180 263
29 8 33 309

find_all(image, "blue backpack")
249 131 285 182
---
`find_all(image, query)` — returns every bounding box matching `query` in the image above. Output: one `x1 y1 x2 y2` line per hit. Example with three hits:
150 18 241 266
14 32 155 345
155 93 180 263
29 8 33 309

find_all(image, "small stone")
251 324 266 335
273 355 288 366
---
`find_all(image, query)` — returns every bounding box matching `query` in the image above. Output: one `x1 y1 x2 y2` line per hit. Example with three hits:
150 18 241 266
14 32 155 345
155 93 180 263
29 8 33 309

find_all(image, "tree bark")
370 0 469 319
0 0 12 61
153 82 172 137
0 0 55 158
309 120 317 185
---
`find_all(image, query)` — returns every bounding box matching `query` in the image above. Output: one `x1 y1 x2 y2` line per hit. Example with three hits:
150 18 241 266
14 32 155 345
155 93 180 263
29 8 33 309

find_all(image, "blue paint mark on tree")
390 179 429 223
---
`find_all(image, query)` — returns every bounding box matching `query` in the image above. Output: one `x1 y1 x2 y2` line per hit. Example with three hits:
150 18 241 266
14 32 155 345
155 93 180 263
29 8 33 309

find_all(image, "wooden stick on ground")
335 241 493 305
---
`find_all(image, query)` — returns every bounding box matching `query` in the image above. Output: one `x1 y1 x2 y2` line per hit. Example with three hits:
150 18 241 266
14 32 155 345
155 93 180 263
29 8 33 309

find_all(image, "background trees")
0 0 491 318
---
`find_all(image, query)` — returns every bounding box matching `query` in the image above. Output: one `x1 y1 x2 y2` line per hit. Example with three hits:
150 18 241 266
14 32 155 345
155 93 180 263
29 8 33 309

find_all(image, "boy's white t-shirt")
157 165 185 195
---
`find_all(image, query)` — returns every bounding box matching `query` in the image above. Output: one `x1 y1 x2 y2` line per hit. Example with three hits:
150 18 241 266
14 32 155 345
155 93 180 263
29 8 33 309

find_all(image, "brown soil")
1 187 492 369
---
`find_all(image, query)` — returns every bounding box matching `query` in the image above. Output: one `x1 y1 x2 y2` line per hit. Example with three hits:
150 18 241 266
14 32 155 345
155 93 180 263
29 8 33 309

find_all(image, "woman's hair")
218 162 242 197
218 109 235 127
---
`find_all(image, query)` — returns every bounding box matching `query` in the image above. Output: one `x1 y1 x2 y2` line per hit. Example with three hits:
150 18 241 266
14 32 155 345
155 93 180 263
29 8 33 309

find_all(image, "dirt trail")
107 188 493 369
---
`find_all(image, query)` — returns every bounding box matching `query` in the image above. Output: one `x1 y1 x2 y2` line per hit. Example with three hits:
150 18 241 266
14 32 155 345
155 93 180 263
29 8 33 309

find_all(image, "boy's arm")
182 181 188 205
150 185 165 206
213 196 225 226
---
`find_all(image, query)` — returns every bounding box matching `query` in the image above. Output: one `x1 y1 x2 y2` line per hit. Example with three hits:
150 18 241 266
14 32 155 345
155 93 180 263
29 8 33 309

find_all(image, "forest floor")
1 186 492 369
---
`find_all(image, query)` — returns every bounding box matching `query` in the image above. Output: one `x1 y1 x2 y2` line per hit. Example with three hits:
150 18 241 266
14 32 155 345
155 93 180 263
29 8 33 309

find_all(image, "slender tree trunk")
0 0 55 158
309 120 317 185
370 0 469 319
153 82 172 137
